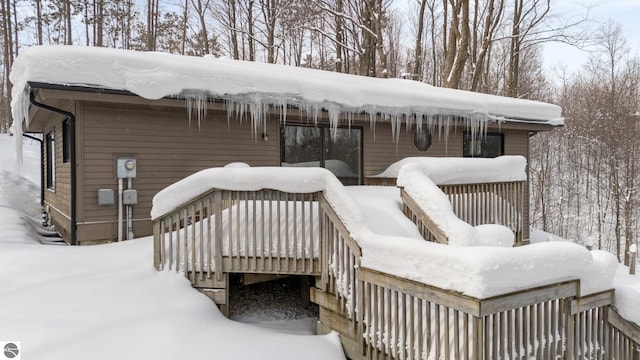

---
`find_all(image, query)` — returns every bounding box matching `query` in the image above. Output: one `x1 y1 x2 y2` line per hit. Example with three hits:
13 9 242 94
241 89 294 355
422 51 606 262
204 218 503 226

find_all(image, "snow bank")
0 238 346 360
0 134 41 186
380 155 527 184
0 135 43 245
10 45 563 135
0 170 44 246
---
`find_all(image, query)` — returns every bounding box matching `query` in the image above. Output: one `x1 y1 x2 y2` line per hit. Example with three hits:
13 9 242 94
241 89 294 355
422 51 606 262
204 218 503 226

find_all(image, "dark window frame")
46 130 56 190
463 131 504 158
280 123 364 185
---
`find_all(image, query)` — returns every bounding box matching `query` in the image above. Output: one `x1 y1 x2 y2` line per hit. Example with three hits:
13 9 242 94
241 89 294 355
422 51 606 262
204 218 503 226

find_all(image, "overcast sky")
542 0 640 75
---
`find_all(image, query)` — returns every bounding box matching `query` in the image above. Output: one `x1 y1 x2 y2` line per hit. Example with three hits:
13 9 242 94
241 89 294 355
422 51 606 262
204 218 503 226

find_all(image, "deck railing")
317 189 637 360
401 180 526 245
153 189 323 284
152 184 639 360
318 195 362 323
352 266 640 360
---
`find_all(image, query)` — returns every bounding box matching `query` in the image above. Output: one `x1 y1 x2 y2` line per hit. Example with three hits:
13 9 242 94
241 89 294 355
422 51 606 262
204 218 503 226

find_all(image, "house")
10 45 562 245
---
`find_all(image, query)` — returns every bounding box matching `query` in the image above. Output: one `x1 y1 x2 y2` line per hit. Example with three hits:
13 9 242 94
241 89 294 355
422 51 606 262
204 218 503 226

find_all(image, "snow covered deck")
150 165 639 360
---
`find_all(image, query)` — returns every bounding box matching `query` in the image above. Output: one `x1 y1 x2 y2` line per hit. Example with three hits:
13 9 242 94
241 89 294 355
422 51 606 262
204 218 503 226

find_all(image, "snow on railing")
397 163 517 247
153 189 323 281
400 181 526 245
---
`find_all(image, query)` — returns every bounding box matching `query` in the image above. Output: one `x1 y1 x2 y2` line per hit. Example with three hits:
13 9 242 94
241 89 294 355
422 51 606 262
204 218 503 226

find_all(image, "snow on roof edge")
10 45 565 133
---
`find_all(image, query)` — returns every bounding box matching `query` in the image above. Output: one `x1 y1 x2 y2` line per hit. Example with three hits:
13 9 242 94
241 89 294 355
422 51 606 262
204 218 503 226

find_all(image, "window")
62 118 71 163
46 130 56 190
413 128 432 151
463 132 504 158
281 124 362 185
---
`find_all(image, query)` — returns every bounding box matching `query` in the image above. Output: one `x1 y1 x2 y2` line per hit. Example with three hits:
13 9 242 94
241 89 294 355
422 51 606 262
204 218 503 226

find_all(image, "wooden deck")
153 184 640 359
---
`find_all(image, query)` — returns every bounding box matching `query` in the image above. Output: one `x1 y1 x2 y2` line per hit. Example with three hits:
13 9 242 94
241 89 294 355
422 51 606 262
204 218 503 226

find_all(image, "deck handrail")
400 187 449 244
318 194 362 324
400 180 526 245
153 188 323 283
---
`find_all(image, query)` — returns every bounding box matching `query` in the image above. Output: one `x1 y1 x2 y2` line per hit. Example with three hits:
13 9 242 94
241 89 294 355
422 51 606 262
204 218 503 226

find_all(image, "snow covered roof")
10 45 563 132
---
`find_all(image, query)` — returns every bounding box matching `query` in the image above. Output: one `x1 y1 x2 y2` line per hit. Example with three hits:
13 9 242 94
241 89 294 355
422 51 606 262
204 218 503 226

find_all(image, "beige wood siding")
504 129 531 242
71 96 534 243
77 102 279 242
42 104 74 241
362 122 464 176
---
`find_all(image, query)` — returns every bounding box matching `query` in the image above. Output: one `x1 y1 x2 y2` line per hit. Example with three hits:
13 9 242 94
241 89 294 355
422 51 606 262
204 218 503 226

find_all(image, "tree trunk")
442 0 470 89
147 0 159 50
507 0 522 97
36 0 43 45
470 0 504 92
228 0 240 59
248 0 255 61
2 0 14 133
335 0 344 72
65 0 73 44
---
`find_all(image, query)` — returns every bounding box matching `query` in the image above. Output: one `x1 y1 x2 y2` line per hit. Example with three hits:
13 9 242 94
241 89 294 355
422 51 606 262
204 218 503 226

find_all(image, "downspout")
29 91 77 245
21 133 44 207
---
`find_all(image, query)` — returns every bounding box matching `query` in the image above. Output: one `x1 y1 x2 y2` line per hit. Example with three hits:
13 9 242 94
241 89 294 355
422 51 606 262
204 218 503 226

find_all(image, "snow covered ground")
0 134 345 360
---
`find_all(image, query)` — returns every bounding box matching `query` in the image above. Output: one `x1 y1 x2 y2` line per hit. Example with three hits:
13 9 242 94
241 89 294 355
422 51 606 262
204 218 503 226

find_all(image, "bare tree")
147 0 160 50
441 0 470 88
469 0 504 92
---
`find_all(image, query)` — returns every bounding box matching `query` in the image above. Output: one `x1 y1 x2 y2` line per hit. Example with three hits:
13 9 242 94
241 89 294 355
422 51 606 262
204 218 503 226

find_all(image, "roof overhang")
24 81 562 134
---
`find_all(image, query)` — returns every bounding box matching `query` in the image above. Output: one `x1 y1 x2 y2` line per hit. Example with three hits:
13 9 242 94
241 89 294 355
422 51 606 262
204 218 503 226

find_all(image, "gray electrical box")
117 158 137 179
97 189 115 205
123 189 138 205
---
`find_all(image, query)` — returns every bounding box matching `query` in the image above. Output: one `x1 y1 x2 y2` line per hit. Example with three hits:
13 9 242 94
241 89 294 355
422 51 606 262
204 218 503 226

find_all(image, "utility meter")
117 158 137 179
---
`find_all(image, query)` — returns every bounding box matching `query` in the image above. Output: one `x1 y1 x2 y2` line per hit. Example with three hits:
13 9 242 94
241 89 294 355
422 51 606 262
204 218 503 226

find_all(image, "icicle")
226 99 233 128
394 115 402 144
186 90 497 149
406 114 415 133
368 112 377 141
326 104 341 141
183 92 208 131
13 89 30 177
248 99 267 140
280 100 287 125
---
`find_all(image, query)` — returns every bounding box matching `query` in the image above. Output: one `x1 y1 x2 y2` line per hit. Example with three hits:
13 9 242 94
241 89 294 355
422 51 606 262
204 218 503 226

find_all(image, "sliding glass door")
281 124 362 185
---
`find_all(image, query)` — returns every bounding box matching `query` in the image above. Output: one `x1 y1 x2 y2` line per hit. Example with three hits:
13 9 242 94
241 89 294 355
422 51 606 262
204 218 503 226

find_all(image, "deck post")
214 190 223 281
472 316 484 360
153 220 161 270
356 277 365 357
565 299 576 360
